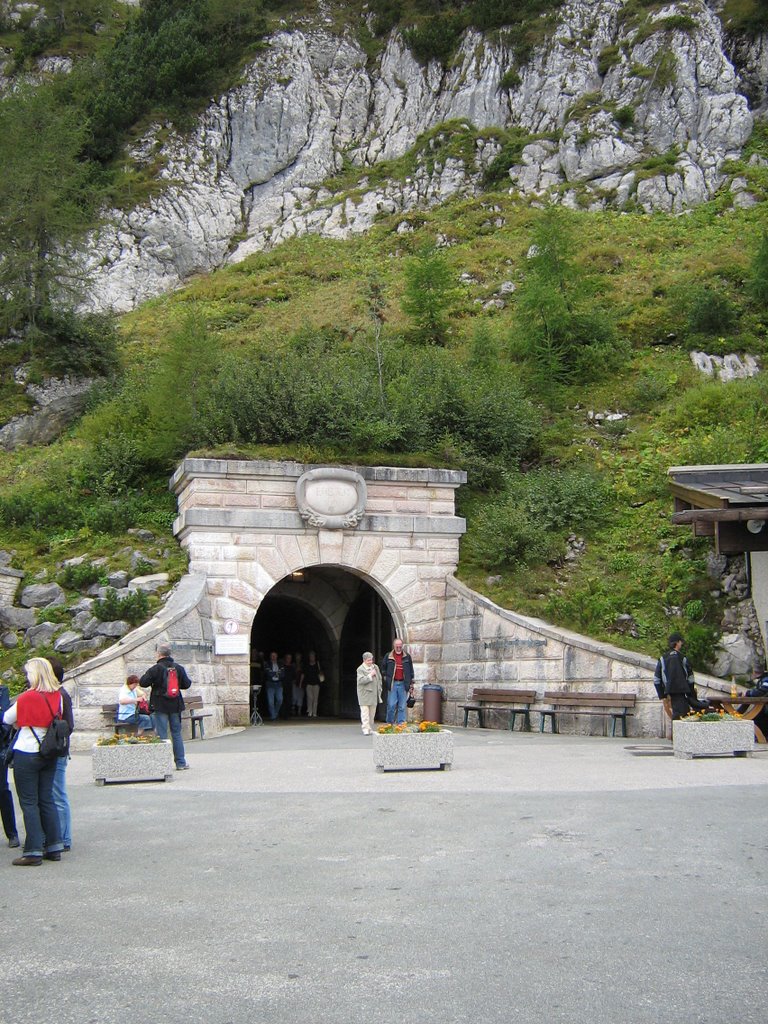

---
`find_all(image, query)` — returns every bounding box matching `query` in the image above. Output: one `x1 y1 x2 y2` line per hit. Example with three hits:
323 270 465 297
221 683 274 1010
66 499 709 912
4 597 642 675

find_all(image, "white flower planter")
373 730 454 772
92 740 174 784
673 720 754 759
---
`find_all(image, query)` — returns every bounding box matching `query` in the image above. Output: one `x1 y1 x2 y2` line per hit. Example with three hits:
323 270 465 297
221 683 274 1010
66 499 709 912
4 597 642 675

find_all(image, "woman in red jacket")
2 658 64 866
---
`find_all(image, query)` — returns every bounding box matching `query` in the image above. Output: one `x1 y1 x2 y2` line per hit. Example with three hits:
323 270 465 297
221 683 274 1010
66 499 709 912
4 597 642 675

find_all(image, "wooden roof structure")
669 464 768 554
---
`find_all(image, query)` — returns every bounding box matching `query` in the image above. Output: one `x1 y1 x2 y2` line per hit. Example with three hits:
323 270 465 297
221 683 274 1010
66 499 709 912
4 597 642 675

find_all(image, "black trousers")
669 692 708 720
0 757 17 839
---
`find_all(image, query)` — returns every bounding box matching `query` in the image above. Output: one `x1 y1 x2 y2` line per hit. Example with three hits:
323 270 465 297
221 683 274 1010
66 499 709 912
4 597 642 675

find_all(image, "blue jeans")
12 751 62 857
386 682 408 724
51 755 71 849
266 686 283 721
152 712 187 767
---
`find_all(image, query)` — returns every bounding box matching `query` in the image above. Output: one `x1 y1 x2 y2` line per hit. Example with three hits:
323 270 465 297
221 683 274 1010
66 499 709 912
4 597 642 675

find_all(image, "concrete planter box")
373 730 454 772
673 720 754 759
92 740 174 784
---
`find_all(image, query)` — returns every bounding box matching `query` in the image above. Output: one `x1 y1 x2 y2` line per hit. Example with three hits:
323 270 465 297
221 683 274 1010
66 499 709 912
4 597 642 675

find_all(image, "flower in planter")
96 734 164 746
683 709 742 722
377 722 443 734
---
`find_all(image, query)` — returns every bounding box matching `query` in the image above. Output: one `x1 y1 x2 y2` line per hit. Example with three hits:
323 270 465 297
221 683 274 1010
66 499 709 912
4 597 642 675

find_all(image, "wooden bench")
539 691 637 737
459 688 538 731
101 695 212 739
101 703 151 736
184 695 213 739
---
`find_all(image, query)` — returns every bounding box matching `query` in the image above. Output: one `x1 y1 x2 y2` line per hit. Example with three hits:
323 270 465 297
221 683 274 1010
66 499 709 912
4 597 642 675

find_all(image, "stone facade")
0 567 23 607
170 458 467 725
66 458 734 744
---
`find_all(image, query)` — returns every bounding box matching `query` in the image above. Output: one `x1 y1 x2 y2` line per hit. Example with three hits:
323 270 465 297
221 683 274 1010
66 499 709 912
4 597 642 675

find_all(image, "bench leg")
463 708 470 728
509 710 531 732
611 712 628 738
191 718 205 740
539 711 557 734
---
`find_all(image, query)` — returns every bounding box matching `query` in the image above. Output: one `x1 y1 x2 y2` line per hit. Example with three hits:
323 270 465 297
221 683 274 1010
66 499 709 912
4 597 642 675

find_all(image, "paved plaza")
1 723 765 1024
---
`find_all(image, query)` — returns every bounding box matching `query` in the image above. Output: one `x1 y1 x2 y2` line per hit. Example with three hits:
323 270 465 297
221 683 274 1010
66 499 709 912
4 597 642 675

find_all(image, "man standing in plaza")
654 632 709 720
140 643 192 770
381 637 414 725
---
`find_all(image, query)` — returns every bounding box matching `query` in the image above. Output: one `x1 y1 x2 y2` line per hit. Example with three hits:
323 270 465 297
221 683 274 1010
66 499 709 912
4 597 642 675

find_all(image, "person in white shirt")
117 675 154 733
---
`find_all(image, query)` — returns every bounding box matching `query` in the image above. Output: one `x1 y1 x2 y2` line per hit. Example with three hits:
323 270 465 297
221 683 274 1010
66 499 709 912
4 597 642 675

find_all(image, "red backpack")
165 666 180 699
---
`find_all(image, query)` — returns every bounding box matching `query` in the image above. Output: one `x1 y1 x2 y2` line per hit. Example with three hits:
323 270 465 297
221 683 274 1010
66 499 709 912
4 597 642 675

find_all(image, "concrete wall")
751 551 768 658
434 578 729 737
0 567 23 607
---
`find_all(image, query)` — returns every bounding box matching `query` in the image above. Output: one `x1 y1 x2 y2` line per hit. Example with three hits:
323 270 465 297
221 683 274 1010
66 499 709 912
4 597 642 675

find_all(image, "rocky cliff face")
79 0 765 312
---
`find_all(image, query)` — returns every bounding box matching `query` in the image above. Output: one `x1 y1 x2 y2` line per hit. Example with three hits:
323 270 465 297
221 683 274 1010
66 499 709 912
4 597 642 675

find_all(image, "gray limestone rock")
25 622 59 648
0 376 94 451
1 632 18 649
0 606 36 630
74 3 755 314
710 632 761 678
107 571 130 589
54 631 84 653
20 582 66 608
128 573 169 594
95 620 130 638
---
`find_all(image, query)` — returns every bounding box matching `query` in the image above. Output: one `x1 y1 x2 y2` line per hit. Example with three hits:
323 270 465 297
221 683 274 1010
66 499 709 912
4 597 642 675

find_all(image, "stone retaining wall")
434 578 728 737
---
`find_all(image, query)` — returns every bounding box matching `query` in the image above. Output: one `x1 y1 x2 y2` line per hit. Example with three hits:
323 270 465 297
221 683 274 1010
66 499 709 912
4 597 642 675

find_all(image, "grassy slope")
5 189 756 670
2 1 768 676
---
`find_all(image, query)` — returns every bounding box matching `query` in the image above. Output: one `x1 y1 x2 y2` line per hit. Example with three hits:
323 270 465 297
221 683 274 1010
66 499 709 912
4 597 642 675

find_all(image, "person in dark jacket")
47 658 74 853
744 665 768 739
139 643 192 770
380 638 415 725
0 683 19 848
653 633 709 720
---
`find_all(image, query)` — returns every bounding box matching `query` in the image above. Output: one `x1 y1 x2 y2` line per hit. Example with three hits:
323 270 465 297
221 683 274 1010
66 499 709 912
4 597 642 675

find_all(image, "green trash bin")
422 684 444 723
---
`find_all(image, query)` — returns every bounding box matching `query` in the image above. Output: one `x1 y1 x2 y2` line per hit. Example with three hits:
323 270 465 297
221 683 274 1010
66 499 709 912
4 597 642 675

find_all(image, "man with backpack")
140 643 192 771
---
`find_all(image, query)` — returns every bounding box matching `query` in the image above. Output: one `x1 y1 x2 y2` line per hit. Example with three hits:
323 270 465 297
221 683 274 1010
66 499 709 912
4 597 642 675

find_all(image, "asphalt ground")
1 722 765 1024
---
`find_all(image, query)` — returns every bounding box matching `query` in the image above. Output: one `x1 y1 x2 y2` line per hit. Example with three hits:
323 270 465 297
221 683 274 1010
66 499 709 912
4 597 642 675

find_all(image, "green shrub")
685 284 737 335
746 230 768 307
93 587 150 625
598 45 621 76
32 309 119 378
403 15 465 66
498 68 522 90
482 128 537 187
59 562 104 590
464 467 611 569
369 0 404 36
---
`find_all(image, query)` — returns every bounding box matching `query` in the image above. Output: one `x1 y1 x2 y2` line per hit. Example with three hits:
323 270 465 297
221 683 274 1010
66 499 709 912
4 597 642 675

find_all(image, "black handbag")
31 696 71 760
1 730 16 768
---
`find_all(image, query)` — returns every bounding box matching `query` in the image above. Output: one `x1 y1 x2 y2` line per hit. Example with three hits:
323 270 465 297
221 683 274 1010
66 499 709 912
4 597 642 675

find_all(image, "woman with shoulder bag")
2 658 64 866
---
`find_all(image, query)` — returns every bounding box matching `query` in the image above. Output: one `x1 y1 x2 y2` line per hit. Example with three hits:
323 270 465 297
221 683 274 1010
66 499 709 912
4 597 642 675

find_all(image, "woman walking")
356 652 382 736
2 658 64 866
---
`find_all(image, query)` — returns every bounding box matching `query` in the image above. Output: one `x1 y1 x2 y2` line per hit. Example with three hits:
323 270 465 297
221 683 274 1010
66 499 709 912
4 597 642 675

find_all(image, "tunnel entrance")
250 567 395 721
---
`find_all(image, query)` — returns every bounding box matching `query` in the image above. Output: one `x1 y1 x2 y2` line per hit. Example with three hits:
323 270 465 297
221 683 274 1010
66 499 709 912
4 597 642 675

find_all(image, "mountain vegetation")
1 0 768 680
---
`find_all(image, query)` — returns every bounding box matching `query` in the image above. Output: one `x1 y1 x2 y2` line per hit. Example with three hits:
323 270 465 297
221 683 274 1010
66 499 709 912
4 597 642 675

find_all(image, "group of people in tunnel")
255 640 415 733
256 650 324 720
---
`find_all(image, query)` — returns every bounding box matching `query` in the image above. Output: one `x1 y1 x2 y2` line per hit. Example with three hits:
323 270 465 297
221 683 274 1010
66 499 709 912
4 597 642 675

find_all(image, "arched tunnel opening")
250 567 395 721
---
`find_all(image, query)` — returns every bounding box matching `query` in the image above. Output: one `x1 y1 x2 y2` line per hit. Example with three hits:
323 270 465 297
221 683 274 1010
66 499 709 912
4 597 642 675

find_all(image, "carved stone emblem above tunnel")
296 468 367 529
